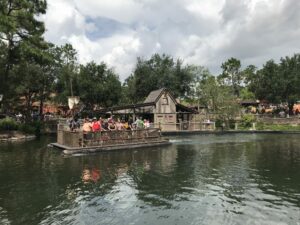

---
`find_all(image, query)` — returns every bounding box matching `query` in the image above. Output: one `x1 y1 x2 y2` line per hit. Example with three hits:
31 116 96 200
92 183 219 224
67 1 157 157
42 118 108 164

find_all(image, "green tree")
9 42 56 121
240 64 257 100
219 57 243 97
239 88 255 100
0 0 47 102
249 55 300 114
243 64 257 86
126 54 196 103
121 74 137 104
54 44 79 104
191 66 212 110
195 74 240 127
78 62 121 108
13 61 43 120
278 54 300 113
252 60 281 103
36 44 60 118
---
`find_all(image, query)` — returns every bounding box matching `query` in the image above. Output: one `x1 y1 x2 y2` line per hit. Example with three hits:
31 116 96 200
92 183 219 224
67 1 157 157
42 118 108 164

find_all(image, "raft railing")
57 126 162 148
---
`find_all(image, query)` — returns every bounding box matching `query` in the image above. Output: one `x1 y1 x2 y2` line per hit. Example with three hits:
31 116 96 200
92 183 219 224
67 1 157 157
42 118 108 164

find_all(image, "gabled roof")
93 88 198 114
143 88 197 113
144 88 177 104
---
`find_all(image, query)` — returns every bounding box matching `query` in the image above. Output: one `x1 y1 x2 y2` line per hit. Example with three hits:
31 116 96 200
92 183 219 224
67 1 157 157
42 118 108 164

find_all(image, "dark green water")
0 134 299 225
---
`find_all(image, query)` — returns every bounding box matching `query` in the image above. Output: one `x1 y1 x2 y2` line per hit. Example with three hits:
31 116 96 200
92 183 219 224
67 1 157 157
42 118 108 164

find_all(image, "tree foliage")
54 44 79 104
0 0 47 97
218 57 243 97
194 73 240 125
248 55 300 113
78 62 121 108
123 54 196 103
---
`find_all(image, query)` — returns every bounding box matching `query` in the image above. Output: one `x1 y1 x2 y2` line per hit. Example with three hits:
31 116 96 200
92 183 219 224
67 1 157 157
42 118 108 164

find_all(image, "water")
0 133 299 225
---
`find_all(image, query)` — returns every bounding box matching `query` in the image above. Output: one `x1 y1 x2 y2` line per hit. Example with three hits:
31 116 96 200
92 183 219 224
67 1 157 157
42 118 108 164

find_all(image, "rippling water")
0 133 299 225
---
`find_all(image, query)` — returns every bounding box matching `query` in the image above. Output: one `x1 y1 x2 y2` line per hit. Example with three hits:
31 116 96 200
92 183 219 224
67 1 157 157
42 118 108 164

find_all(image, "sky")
42 0 300 81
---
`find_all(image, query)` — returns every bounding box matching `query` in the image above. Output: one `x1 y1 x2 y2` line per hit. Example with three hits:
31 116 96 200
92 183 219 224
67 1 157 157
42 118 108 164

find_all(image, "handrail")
57 128 161 147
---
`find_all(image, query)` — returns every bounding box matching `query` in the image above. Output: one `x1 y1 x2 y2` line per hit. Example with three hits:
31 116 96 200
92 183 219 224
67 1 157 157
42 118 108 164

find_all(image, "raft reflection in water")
82 168 101 183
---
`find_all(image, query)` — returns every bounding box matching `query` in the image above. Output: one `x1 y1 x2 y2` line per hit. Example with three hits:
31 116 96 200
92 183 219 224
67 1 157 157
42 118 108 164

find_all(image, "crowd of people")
68 116 151 133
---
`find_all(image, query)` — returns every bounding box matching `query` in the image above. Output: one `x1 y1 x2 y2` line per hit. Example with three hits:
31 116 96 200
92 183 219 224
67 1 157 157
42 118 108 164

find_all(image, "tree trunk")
24 93 33 122
39 96 44 121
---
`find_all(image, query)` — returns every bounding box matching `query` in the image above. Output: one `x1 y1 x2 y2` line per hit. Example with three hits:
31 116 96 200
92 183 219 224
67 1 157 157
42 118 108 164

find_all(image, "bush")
240 114 256 128
0 118 19 131
0 117 44 136
229 119 236 129
256 122 264 130
215 119 223 128
19 121 43 136
18 123 35 134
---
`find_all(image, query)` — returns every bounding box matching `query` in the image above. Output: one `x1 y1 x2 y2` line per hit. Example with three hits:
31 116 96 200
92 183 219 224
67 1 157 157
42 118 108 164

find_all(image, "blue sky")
43 0 300 81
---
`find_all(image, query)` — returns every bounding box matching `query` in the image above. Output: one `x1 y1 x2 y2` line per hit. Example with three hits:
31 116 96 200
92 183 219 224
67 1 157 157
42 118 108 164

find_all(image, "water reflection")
0 134 299 225
82 168 101 183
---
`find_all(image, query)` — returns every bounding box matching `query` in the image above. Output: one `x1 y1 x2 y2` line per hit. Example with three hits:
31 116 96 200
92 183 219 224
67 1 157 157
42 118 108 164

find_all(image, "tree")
195 74 240 127
252 60 281 103
126 54 196 103
8 41 56 121
248 55 300 114
121 74 137 104
0 0 47 102
239 64 257 100
278 54 300 114
36 44 60 118
243 64 257 86
54 44 79 104
190 66 212 110
78 62 121 108
239 88 255 100
219 57 243 97
13 61 42 120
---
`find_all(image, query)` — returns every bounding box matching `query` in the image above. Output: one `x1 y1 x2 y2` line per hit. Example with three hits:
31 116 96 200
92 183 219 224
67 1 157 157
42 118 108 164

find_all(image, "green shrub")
19 121 43 136
215 119 223 128
0 118 19 131
256 122 264 130
18 123 35 134
240 114 256 128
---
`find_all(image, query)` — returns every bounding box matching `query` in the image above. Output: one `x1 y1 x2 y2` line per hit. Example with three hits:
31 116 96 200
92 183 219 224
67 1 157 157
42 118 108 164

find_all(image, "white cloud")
68 32 141 77
43 0 300 80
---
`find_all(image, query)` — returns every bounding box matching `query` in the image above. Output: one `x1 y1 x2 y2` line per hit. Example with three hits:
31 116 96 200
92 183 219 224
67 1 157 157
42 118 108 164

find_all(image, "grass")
256 122 300 131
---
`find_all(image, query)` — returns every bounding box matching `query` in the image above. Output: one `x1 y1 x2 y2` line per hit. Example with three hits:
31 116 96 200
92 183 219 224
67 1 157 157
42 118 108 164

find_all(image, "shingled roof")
93 88 197 114
144 88 165 103
144 88 197 113
144 88 177 104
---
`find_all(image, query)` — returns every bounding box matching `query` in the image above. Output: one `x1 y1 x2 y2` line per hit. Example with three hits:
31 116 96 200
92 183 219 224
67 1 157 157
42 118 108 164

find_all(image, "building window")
162 94 168 105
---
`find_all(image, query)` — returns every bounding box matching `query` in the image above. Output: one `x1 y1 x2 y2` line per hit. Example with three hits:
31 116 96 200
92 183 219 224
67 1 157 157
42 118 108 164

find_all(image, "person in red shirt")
92 117 101 132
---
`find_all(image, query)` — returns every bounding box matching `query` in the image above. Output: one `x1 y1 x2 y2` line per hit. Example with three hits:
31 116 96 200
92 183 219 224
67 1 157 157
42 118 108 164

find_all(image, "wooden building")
96 88 198 131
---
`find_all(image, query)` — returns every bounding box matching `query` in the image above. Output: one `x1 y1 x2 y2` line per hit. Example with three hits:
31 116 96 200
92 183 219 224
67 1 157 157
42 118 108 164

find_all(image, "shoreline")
1 130 299 143
161 130 300 135
0 132 36 143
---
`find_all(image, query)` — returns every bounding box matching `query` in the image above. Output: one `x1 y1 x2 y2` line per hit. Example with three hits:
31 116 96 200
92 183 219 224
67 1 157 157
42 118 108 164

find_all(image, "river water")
0 133 299 225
